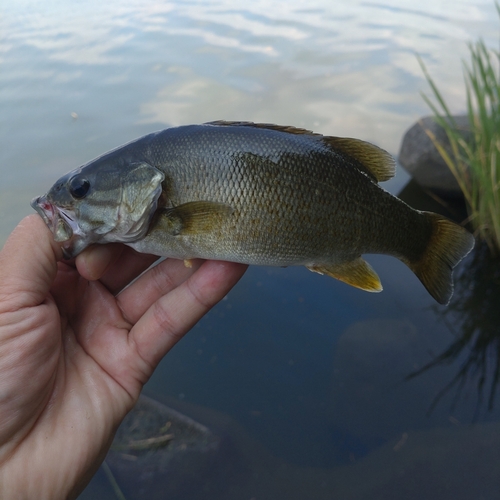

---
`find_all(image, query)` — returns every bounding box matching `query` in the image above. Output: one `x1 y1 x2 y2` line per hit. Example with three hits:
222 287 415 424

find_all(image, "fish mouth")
31 196 85 258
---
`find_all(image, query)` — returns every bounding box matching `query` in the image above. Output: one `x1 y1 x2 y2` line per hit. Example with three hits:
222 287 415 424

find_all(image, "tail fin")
407 212 475 305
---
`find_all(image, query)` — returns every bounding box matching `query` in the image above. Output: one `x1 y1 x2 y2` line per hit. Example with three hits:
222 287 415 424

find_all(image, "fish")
31 121 475 304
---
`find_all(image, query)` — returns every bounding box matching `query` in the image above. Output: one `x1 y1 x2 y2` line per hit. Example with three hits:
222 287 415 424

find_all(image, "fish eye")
68 176 90 199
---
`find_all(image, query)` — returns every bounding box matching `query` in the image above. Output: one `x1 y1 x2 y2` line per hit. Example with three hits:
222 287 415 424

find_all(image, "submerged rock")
329 319 451 441
399 115 471 198
89 380 500 500
104 395 240 500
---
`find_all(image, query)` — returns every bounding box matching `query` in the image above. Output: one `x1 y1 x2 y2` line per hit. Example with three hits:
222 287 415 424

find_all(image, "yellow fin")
404 212 474 305
322 137 396 182
205 121 395 182
307 258 383 293
160 201 233 235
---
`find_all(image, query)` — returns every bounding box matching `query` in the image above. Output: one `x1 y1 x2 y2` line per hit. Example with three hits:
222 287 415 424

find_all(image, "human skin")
0 215 247 499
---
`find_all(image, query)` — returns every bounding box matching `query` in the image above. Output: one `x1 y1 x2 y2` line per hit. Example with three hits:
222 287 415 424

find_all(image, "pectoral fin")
159 201 234 236
307 258 383 293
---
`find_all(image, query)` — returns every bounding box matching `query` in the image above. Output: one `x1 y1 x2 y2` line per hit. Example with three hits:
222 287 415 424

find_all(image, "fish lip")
31 195 84 246
31 196 52 225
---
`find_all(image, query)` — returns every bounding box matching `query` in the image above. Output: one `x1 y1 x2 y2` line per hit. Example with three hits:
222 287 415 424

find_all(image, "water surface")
1 1 500 498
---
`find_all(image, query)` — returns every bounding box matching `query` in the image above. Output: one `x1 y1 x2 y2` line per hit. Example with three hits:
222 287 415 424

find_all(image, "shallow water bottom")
81 391 500 500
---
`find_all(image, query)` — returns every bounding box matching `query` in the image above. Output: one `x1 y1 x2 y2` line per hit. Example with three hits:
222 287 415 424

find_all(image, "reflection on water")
398 181 500 416
409 242 500 415
2 1 500 499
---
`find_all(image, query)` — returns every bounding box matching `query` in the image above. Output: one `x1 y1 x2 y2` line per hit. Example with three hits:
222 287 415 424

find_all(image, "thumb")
0 215 63 311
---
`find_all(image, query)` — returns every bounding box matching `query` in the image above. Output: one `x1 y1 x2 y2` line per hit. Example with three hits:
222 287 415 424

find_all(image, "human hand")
0 215 247 499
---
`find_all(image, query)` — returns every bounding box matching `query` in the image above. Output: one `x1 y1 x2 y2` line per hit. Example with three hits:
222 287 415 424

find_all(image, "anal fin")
307 258 383 293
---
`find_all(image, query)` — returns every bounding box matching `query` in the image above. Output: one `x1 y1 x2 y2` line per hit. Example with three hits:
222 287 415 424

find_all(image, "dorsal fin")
205 121 396 183
205 120 319 136
322 137 396 182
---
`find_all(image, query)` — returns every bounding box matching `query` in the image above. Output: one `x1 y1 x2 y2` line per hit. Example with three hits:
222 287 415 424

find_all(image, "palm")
0 216 246 498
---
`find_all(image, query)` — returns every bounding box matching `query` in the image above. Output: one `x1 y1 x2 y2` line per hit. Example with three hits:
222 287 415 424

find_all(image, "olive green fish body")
132 124 425 266
31 122 475 304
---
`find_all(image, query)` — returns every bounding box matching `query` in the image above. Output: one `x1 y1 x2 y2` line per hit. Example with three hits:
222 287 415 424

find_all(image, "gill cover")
113 162 165 241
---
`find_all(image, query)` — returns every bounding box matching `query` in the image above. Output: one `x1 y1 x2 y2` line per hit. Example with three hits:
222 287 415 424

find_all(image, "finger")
116 258 205 323
130 260 247 370
75 244 125 281
76 244 159 294
99 246 160 294
0 215 63 310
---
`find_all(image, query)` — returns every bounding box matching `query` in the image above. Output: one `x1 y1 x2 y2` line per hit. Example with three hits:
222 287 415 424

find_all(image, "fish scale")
138 126 412 263
31 121 475 304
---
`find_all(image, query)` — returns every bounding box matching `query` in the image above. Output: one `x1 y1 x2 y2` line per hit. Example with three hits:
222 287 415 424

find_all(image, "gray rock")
332 422 500 500
104 395 240 500
87 386 500 500
399 115 471 198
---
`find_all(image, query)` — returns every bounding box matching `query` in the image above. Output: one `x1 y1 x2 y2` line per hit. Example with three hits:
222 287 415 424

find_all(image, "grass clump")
419 18 500 255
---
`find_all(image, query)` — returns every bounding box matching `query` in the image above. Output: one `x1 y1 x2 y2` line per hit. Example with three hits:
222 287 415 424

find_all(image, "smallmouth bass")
31 121 474 304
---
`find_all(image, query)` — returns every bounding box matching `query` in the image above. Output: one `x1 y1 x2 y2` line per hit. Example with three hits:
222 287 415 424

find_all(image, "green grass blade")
419 35 500 254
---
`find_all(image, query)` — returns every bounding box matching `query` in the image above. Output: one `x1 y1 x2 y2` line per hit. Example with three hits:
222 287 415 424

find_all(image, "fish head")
31 159 164 258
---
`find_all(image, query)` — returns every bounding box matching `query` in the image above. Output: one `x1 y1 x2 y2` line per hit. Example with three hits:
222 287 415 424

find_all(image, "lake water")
1 1 500 498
